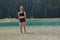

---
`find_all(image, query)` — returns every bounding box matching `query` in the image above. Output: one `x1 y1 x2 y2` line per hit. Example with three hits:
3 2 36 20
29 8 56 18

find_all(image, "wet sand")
0 26 60 40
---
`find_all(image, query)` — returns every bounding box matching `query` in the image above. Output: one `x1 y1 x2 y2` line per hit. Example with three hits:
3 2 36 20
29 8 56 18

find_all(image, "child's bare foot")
24 31 26 34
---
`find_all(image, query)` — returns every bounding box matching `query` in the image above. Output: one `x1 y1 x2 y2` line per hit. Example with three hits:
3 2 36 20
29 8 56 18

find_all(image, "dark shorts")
19 18 25 22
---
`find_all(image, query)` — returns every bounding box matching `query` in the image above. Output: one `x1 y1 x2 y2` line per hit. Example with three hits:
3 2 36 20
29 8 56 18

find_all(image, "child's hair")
18 9 20 12
20 6 23 9
20 5 24 11
18 5 25 12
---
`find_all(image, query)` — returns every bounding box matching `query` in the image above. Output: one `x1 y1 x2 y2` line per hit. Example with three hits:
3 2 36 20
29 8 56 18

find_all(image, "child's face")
20 8 23 10
20 6 24 11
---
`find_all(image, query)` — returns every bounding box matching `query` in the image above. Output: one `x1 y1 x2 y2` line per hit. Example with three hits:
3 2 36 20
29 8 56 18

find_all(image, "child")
18 6 26 33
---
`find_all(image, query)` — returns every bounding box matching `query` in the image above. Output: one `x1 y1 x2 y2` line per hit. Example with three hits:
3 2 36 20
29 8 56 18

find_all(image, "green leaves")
0 0 60 18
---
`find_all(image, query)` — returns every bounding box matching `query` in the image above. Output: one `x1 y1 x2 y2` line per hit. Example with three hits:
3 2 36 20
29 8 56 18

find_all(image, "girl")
18 6 26 33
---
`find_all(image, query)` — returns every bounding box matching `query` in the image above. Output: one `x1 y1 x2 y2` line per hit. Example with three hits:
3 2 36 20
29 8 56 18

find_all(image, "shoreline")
0 18 60 22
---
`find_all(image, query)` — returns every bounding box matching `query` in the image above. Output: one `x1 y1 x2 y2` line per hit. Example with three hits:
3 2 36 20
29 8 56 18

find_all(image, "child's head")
20 5 24 11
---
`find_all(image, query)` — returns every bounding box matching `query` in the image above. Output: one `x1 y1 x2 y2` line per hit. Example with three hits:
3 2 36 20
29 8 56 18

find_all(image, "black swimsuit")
20 12 24 16
19 12 25 22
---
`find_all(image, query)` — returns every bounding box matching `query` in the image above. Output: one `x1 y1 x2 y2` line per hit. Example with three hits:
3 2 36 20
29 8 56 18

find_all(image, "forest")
0 0 60 18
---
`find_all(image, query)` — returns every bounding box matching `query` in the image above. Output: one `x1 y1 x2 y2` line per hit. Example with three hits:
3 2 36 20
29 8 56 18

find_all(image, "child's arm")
24 12 26 21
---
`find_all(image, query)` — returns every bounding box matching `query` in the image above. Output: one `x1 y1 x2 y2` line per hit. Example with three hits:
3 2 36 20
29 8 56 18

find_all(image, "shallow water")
0 20 60 26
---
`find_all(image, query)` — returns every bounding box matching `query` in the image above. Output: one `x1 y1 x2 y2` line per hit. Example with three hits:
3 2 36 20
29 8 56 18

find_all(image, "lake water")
0 20 60 26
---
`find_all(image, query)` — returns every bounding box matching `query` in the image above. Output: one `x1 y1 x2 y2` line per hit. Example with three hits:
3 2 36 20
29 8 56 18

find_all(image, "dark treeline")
0 0 60 18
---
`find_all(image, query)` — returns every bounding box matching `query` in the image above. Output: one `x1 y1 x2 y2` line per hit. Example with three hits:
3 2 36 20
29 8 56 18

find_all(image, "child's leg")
23 22 26 33
20 22 23 33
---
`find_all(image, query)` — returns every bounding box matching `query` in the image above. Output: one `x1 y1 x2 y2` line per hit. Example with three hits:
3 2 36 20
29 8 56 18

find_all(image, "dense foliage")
0 0 60 18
